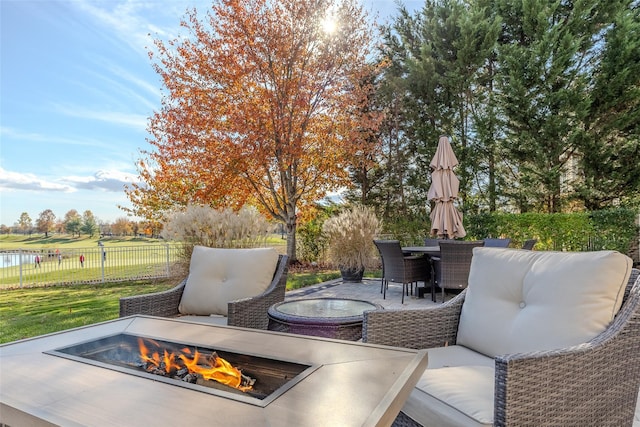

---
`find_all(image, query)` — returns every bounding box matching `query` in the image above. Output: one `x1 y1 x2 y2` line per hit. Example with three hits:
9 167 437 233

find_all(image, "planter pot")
340 267 365 283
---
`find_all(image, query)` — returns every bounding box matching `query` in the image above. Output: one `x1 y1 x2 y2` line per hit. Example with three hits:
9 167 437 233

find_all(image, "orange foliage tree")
126 0 381 262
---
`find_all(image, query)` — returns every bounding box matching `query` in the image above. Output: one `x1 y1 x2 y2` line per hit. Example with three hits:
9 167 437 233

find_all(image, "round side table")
267 298 383 341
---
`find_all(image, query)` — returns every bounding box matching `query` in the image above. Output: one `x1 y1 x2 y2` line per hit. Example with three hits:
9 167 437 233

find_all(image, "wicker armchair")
119 254 288 330
431 240 484 302
374 240 430 304
364 265 640 427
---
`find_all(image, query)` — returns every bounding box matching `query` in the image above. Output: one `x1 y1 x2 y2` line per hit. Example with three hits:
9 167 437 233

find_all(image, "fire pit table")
268 298 383 341
0 316 427 427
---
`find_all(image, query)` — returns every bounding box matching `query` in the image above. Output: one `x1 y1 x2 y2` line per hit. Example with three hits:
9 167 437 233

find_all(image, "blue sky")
0 0 422 227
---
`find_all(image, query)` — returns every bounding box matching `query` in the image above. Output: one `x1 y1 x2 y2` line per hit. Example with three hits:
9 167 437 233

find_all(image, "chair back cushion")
178 246 279 316
457 248 632 358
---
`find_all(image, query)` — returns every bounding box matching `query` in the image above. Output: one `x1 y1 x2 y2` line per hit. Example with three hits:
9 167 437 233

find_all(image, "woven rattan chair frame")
423 238 442 246
119 254 289 330
483 238 512 248
374 240 430 304
432 240 484 302
364 268 640 427
522 239 537 250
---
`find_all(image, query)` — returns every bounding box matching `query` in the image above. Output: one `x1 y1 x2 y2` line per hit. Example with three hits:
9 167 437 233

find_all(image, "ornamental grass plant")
161 205 272 277
322 205 380 272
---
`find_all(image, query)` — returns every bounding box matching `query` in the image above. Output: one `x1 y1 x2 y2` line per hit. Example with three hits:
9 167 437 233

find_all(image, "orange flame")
137 338 252 392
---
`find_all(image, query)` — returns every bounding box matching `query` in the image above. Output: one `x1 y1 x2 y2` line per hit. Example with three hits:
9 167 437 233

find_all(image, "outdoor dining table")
401 246 441 256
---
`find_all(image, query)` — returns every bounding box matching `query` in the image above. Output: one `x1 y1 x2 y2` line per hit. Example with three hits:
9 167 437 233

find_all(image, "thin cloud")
0 167 139 193
62 170 140 192
51 104 148 131
71 0 198 55
0 168 74 193
0 127 109 148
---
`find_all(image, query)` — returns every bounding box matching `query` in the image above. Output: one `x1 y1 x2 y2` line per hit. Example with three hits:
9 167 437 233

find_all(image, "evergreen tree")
495 0 626 212
578 2 640 209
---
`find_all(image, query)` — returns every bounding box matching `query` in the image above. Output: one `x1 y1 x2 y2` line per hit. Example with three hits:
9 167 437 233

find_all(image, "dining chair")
423 238 442 246
431 240 485 302
522 239 538 250
373 240 430 304
483 238 511 248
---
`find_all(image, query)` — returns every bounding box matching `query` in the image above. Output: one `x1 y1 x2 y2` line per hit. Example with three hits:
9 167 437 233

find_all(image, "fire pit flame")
137 337 254 392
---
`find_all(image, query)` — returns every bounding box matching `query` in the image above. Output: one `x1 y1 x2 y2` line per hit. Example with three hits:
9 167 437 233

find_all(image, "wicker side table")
268 298 383 341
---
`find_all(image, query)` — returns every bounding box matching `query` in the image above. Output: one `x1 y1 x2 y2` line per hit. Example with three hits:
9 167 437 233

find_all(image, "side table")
268 298 383 341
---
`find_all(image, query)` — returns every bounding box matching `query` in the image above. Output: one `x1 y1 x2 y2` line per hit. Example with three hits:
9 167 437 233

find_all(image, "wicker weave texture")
366 268 640 426
119 254 288 330
374 240 430 304
432 240 484 302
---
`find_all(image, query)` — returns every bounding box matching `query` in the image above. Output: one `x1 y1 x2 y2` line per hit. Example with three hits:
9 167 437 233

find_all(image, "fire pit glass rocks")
46 333 317 407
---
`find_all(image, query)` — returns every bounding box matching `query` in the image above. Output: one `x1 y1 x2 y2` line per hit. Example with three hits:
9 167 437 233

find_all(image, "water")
1 252 37 269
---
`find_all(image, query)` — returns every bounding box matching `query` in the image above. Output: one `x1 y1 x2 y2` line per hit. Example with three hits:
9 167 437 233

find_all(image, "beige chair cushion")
402 345 494 426
457 248 632 358
178 246 279 316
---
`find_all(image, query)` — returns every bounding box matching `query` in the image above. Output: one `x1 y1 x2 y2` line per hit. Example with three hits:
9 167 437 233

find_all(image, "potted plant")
322 205 380 282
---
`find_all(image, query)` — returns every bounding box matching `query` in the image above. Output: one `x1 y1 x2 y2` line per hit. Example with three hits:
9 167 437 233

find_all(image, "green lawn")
0 270 349 344
0 233 165 249
0 234 368 344
0 279 177 343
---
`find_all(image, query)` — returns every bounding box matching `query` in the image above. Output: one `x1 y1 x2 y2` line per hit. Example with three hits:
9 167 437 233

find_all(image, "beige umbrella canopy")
428 135 466 239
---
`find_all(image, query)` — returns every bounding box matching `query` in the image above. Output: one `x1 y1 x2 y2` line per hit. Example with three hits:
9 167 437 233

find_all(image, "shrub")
161 205 271 275
322 205 380 271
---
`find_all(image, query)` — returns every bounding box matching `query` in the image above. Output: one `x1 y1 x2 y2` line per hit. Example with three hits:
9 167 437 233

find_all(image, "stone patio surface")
285 277 440 309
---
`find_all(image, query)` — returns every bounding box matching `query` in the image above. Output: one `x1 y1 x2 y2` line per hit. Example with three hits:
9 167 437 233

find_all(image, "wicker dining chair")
374 240 430 304
119 254 289 330
483 237 511 248
423 238 442 246
431 240 485 302
522 239 538 250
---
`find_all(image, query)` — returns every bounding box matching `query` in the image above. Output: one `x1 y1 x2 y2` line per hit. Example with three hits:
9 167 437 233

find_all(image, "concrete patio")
285 277 440 309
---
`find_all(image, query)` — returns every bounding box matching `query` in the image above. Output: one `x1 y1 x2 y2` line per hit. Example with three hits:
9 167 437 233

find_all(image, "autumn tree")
112 217 134 236
17 212 32 234
36 209 56 237
63 209 81 237
126 0 378 262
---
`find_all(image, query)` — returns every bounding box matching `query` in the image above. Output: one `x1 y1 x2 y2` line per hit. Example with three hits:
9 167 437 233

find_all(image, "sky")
0 0 423 227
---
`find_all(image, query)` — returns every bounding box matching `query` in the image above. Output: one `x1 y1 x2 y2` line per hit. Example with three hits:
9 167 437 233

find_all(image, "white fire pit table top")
0 315 427 427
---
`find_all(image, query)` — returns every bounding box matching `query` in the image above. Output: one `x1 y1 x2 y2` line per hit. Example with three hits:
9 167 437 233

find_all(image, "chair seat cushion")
175 314 228 326
402 345 494 426
457 248 633 358
178 246 279 316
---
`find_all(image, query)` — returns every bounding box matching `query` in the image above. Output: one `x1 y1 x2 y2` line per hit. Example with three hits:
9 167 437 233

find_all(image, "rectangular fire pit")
46 332 317 407
1 316 428 427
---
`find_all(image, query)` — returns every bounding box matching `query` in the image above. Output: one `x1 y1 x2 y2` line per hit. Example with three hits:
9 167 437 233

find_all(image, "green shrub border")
465 208 639 255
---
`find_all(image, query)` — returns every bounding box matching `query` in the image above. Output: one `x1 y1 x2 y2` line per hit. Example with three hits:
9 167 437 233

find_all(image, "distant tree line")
0 209 160 238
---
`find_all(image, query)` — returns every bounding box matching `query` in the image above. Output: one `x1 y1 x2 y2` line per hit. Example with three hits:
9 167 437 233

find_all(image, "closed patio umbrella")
428 135 466 239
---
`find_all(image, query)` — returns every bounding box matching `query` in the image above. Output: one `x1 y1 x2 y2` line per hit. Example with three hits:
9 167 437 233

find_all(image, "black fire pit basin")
46 332 317 407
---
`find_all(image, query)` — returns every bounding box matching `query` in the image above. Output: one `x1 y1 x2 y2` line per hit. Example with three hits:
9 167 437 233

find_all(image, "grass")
0 233 165 249
0 234 377 344
0 269 361 344
0 279 177 344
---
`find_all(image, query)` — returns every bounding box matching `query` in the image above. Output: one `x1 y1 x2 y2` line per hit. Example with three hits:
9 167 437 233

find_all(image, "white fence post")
19 248 23 288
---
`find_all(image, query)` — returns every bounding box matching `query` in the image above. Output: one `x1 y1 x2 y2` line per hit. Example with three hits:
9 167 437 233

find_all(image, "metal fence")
0 245 183 289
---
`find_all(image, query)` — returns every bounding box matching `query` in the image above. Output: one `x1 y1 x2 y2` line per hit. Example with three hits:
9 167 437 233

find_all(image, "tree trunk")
285 217 297 264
